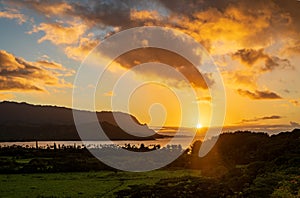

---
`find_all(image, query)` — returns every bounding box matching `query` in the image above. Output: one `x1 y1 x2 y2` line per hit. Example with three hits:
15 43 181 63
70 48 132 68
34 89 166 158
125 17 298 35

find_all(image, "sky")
0 0 300 131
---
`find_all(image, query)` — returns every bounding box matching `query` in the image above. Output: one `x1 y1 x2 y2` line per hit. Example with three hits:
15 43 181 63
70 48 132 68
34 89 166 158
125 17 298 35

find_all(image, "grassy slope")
0 170 201 197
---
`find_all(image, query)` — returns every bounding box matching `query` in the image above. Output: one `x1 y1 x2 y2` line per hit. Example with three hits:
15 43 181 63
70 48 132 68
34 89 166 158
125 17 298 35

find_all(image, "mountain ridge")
0 101 166 141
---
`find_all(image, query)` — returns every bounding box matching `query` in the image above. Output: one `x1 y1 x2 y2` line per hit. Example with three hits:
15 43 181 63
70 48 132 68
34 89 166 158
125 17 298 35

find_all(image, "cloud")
263 56 292 71
104 91 114 97
285 41 300 55
240 115 282 123
0 76 42 91
230 71 258 88
130 9 162 21
223 123 294 133
6 0 160 28
232 49 266 66
0 50 72 92
6 0 300 50
29 22 87 45
64 0 133 27
228 48 293 92
40 54 50 60
237 89 282 100
232 48 293 71
0 8 27 24
34 59 75 77
157 0 300 57
113 48 212 89
165 3 277 53
35 60 63 69
64 35 99 61
5 0 210 90
289 99 300 106
290 121 300 127
197 96 211 101
3 0 300 93
193 96 211 104
5 1 73 18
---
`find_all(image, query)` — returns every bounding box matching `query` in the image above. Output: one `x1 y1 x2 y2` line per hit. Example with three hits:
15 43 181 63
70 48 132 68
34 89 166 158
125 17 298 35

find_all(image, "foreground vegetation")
0 170 202 197
0 129 299 197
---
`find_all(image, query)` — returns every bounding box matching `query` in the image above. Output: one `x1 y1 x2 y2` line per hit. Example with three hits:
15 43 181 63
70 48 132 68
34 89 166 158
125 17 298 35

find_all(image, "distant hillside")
0 101 165 141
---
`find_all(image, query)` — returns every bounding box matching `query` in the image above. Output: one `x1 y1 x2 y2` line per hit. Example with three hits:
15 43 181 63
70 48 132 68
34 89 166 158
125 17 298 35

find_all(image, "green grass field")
0 170 201 197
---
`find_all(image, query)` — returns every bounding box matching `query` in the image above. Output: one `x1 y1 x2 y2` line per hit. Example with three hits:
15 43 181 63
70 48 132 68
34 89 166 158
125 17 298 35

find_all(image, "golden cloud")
4 0 300 99
224 48 294 95
237 89 282 100
232 48 293 71
168 5 272 54
5 1 72 18
232 49 266 66
0 8 28 24
0 50 72 92
29 22 87 45
159 0 300 48
6 0 300 51
239 115 283 124
130 9 162 21
228 70 259 89
289 99 300 106
113 48 211 89
35 60 63 69
64 35 98 61
104 90 114 97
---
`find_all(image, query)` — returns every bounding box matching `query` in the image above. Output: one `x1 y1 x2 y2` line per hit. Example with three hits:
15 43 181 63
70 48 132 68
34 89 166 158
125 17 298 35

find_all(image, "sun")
196 123 203 129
